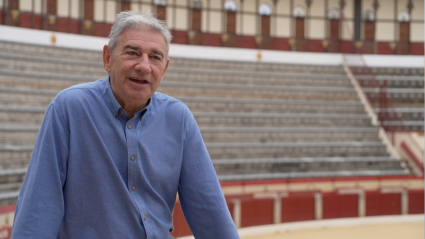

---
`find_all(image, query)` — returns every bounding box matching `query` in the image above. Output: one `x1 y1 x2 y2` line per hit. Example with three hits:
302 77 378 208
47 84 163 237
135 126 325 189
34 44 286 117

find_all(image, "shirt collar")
100 75 151 119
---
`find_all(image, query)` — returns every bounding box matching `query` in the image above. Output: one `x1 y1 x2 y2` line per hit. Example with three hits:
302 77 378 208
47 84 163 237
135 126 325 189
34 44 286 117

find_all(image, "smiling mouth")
129 77 149 84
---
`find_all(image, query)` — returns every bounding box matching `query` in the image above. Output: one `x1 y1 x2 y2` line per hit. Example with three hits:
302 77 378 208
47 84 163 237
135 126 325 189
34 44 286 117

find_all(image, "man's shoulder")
53 79 103 106
152 92 188 111
151 92 193 118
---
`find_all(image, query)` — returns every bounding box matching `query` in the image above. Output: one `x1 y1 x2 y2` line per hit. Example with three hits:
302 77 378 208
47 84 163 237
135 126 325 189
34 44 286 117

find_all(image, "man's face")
103 26 169 110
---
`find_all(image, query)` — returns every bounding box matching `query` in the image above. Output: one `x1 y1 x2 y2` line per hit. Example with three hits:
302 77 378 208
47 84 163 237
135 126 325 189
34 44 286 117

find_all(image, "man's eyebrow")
123 45 140 51
152 49 164 58
123 45 164 58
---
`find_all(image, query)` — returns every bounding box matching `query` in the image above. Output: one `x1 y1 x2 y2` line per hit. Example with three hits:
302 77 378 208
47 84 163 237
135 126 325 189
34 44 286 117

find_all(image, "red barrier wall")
271 37 291 51
201 33 221 47
322 193 358 219
241 198 274 227
281 193 315 223
18 12 33 29
408 190 424 214
170 202 192 238
366 191 401 216
410 42 424 55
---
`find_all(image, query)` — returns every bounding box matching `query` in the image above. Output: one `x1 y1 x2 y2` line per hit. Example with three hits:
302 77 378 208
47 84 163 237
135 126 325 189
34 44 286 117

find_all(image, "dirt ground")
242 222 424 239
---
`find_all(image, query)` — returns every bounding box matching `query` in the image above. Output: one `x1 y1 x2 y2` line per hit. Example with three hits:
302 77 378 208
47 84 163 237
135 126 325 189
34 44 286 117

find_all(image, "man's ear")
103 45 111 73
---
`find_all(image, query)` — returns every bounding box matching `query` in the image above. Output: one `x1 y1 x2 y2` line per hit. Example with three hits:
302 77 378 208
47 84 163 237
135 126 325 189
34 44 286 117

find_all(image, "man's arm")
177 112 240 239
12 102 68 238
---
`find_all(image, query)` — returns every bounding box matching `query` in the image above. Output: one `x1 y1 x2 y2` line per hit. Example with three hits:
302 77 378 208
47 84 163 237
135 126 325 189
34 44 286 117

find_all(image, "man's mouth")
129 77 149 84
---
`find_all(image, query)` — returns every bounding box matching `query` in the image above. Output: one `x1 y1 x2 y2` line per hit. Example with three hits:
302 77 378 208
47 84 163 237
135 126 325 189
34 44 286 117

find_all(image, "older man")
12 11 239 239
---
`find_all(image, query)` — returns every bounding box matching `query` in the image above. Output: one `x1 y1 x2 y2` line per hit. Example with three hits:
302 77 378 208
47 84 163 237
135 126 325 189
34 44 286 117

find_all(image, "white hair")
108 11 172 57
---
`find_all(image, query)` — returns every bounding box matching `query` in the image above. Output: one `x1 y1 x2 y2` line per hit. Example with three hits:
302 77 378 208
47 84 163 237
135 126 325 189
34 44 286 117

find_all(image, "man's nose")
134 54 151 74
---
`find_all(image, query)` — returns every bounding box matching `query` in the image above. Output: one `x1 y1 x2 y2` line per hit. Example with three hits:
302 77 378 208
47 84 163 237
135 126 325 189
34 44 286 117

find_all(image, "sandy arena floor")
241 222 424 239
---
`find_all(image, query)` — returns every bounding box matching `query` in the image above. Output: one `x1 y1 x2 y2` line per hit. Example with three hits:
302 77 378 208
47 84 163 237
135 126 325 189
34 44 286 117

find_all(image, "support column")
273 197 281 224
358 191 365 217
232 199 241 228
314 193 322 220
401 189 409 215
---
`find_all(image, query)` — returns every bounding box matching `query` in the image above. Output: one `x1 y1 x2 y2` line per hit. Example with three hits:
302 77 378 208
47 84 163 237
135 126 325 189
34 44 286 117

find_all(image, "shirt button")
113 112 117 116
127 125 132 129
144 216 147 220
130 156 135 161
142 116 144 119
132 186 136 190
121 110 124 114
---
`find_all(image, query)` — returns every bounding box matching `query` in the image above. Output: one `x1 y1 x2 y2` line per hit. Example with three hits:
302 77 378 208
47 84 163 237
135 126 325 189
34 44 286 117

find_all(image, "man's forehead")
120 26 165 45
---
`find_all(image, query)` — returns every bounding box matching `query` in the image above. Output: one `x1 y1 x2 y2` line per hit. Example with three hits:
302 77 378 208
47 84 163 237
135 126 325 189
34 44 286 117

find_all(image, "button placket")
126 120 137 194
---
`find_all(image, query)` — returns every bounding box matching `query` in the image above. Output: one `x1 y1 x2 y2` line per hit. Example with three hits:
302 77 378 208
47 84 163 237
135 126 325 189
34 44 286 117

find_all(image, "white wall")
175 8 188 31
376 22 394 41
19 0 32 12
94 0 104 22
57 0 69 17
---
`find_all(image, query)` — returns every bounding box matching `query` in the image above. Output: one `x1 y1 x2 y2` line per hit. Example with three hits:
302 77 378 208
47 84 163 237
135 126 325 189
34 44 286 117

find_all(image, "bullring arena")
0 0 424 238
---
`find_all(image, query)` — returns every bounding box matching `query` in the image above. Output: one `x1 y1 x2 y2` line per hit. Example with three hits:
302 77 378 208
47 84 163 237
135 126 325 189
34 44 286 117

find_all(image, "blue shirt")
12 76 239 239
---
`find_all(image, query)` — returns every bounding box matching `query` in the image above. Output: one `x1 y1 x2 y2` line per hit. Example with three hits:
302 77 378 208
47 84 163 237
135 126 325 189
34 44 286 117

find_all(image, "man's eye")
151 56 161 60
127 51 138 56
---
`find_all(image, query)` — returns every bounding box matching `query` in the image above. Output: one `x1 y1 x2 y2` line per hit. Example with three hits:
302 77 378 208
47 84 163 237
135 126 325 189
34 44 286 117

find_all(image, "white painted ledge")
178 214 424 239
1 25 423 67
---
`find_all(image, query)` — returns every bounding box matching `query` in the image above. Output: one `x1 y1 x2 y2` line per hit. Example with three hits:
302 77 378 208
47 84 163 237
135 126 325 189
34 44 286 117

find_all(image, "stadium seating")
355 67 424 131
0 40 413 206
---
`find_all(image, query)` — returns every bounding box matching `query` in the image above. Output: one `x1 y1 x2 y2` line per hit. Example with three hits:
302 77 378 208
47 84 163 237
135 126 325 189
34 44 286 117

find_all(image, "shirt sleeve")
12 102 69 239
177 111 240 239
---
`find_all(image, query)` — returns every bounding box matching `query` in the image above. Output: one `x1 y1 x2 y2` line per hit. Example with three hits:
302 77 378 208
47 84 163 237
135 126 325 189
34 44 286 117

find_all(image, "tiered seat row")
355 66 424 129
0 40 410 205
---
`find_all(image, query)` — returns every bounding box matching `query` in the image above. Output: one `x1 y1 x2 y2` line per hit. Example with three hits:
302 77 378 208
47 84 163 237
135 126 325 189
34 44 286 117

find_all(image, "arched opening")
154 0 167 21
362 10 375 54
44 0 58 31
255 3 272 49
327 9 340 53
120 0 131 12
4 0 20 26
397 11 410 54
81 0 95 35
293 6 306 51
223 1 238 47
189 0 202 45
259 3 271 36
225 1 237 34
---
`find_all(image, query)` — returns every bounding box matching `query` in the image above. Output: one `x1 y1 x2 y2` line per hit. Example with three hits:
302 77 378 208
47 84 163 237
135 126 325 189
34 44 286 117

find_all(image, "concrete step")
171 58 347 74
214 156 406 176
0 87 58 107
358 75 424 89
374 108 424 121
206 141 389 159
159 81 359 101
0 52 106 77
0 106 46 126
217 169 409 181
0 126 39 145
0 87 364 115
0 146 33 170
0 190 19 206
200 127 380 143
363 88 424 104
0 41 347 74
164 68 351 87
0 40 102 62
0 70 95 89
178 96 365 114
194 112 372 128
352 67 423 76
